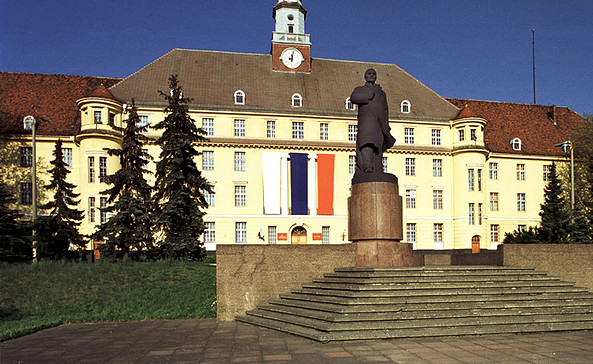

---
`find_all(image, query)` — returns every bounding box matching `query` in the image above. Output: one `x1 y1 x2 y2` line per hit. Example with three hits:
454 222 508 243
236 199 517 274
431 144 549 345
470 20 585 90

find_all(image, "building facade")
0 0 585 253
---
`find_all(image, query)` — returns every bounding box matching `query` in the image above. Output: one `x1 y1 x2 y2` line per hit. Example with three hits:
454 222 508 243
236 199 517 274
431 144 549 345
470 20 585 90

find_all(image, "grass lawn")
0 260 216 341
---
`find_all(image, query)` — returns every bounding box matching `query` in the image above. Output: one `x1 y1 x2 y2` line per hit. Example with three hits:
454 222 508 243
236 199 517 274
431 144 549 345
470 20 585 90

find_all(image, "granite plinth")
348 181 403 241
355 240 423 267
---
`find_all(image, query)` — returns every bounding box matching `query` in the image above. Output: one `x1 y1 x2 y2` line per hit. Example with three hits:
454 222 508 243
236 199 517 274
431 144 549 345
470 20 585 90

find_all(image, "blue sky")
1 0 591 115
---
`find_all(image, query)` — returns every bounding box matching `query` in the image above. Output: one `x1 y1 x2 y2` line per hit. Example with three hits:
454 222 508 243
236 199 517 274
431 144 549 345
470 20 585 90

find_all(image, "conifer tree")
35 139 85 259
92 101 154 258
0 179 32 262
538 163 571 243
152 75 212 260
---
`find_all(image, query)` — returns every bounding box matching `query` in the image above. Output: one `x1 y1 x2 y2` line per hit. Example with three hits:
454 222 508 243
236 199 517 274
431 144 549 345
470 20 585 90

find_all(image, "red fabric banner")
317 154 335 215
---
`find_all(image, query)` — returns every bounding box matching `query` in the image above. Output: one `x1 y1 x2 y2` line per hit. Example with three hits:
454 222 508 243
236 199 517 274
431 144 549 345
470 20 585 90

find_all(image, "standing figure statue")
350 68 397 183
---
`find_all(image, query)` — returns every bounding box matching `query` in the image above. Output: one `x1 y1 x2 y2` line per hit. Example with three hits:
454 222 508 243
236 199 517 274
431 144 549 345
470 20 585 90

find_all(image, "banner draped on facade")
262 152 282 214
317 154 335 215
289 153 308 215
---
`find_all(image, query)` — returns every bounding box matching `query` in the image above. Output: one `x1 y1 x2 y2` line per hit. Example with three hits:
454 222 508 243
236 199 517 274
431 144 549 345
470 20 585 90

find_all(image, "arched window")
234 90 245 105
511 138 522 151
401 100 411 114
345 97 355 110
292 93 302 107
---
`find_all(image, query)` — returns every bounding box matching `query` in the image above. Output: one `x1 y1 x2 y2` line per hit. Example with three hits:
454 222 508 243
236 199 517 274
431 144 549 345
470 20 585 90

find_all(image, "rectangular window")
108 113 115 125
234 119 246 137
490 192 499 211
266 121 276 138
517 164 525 181
470 128 477 141
489 162 498 180
405 158 415 176
99 156 107 181
268 226 277 245
469 203 475 225
433 190 443 210
349 155 355 175
62 148 72 168
94 110 102 124
100 197 108 223
234 152 246 171
477 169 482 191
204 189 215 207
518 224 527 233
491 224 499 243
432 159 442 177
234 185 246 207
405 189 416 209
202 118 214 136
543 165 552 182
204 222 215 244
517 193 526 211
459 129 465 141
202 151 214 171
235 222 247 243
20 147 32 167
20 182 32 205
319 123 328 140
382 157 387 173
404 127 414 144
89 197 96 223
88 156 95 183
468 169 474 191
431 129 441 146
478 203 483 225
406 223 416 242
348 125 357 142
434 223 443 243
137 115 149 133
322 226 330 244
292 121 304 139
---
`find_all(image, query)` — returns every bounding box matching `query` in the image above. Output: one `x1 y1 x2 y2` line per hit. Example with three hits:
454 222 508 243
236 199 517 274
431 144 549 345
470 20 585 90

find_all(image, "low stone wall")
216 244 356 321
503 244 593 291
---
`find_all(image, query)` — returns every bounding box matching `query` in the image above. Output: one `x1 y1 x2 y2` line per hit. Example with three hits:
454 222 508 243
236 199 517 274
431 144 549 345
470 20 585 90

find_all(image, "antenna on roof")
532 29 536 104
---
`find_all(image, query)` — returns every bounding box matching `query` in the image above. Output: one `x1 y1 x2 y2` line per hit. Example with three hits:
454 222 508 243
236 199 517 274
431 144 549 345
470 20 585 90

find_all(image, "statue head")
364 68 377 84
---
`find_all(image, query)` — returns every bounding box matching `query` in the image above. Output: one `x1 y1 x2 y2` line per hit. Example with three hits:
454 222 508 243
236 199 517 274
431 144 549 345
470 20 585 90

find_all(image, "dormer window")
292 93 302 107
511 138 522 151
234 90 245 105
400 100 411 114
345 97 355 110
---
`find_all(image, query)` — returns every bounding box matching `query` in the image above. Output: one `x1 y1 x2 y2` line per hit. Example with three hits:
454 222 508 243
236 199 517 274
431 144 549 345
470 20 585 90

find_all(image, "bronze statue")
350 68 396 183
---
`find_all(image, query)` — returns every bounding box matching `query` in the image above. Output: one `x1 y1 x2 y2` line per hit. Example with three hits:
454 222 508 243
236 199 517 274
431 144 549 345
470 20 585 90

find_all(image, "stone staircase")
236 266 593 342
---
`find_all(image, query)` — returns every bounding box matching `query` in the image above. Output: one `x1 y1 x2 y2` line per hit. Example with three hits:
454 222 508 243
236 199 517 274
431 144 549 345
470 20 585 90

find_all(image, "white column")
280 154 289 215
308 154 317 216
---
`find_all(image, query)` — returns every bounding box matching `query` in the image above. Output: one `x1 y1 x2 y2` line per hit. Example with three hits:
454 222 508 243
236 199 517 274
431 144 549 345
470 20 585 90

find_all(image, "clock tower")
271 0 311 72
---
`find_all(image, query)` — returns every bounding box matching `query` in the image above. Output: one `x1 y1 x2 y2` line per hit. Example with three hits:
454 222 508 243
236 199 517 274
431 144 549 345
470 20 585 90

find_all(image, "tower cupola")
271 0 311 72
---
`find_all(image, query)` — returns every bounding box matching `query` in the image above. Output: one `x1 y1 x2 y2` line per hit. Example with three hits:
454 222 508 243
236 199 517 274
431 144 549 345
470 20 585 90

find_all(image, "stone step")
269 296 593 314
334 266 536 272
316 274 562 284
327 270 546 279
245 309 593 332
257 303 593 323
304 280 573 291
291 285 590 299
236 315 593 342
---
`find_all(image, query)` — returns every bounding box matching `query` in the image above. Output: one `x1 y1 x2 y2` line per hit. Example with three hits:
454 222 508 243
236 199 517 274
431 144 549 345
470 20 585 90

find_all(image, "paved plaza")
1 319 592 363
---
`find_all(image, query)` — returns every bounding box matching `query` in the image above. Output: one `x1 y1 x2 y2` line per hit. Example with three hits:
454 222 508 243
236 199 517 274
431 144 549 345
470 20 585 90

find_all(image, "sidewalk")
1 319 592 363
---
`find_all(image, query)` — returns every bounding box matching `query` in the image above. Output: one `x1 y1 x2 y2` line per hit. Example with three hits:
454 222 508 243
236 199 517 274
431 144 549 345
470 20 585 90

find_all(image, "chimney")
548 105 557 125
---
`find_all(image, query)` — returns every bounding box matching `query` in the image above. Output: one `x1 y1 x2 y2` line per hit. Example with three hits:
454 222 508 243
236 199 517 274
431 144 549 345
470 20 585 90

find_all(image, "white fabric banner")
262 152 282 215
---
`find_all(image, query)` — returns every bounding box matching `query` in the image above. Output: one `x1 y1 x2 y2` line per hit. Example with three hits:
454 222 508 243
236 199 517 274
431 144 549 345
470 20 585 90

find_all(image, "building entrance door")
291 226 307 244
471 235 481 253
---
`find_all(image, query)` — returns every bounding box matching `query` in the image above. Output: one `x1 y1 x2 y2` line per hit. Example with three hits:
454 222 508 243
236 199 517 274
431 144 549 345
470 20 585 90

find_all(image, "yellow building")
0 0 585 253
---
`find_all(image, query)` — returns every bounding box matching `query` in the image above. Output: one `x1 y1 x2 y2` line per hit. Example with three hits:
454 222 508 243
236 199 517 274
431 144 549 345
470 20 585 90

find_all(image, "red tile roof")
448 98 585 156
86 84 118 101
0 72 121 136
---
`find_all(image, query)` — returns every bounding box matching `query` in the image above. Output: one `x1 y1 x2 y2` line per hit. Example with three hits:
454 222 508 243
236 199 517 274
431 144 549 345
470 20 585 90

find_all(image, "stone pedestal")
348 181 422 267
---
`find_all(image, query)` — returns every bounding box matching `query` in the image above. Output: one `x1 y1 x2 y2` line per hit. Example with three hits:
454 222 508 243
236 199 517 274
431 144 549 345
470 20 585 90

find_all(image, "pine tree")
92 101 154 259
538 163 571 244
152 75 212 260
0 179 32 262
35 139 85 260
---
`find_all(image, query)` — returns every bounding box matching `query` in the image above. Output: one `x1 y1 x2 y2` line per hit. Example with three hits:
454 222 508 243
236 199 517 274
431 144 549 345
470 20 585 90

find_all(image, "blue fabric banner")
290 153 308 215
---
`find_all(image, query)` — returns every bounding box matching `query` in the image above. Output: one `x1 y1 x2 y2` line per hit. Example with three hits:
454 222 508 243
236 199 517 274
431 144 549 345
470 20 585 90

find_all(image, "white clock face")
281 48 303 69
